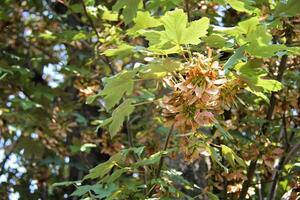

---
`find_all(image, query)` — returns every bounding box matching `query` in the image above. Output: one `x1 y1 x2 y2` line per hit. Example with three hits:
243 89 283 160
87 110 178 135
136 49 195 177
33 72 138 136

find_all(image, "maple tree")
0 0 300 199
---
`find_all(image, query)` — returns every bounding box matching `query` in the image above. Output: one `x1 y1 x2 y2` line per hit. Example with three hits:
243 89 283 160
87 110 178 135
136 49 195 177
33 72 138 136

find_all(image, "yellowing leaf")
221 145 246 168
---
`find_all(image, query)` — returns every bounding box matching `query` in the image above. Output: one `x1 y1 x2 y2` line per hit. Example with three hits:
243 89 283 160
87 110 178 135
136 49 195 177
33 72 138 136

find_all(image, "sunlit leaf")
140 59 182 79
236 61 283 93
127 11 162 36
221 145 246 168
161 9 209 45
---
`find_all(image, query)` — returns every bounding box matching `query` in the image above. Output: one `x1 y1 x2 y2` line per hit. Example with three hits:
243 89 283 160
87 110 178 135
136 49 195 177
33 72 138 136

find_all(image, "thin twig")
185 0 191 22
126 121 148 194
148 123 175 197
81 0 100 40
156 123 175 178
80 1 116 74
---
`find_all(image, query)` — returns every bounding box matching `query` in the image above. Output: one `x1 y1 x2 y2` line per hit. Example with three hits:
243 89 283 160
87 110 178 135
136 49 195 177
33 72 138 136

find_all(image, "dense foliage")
0 0 300 199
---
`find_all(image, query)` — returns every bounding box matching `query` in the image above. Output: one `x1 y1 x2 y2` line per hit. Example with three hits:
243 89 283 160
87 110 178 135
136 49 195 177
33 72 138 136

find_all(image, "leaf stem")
133 99 158 106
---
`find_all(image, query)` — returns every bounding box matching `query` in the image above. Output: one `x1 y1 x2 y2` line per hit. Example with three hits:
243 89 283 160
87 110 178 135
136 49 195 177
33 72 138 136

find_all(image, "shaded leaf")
274 0 300 17
208 146 229 173
112 0 141 24
225 0 258 14
84 153 122 179
52 181 80 187
103 43 134 58
101 168 129 183
203 34 228 48
100 71 136 110
207 192 220 200
224 46 246 73
100 99 135 137
71 185 95 197
133 150 169 167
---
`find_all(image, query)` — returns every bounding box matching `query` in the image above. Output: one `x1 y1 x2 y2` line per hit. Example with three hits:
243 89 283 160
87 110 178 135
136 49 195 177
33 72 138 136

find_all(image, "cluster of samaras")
161 53 242 132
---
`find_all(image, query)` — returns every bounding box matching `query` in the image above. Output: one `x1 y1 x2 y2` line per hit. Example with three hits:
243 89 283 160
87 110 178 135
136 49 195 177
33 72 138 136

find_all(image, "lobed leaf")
100 71 136 110
100 99 135 138
112 0 141 25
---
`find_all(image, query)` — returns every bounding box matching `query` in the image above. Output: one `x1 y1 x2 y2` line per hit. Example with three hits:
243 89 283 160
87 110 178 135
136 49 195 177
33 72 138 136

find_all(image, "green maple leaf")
140 59 182 79
242 25 287 57
274 0 300 17
235 61 283 93
220 17 295 58
84 153 122 179
140 9 209 54
224 45 246 73
100 99 135 138
161 8 209 45
203 34 229 48
221 145 246 168
100 70 136 110
112 0 141 25
102 43 134 58
127 11 161 36
225 0 259 14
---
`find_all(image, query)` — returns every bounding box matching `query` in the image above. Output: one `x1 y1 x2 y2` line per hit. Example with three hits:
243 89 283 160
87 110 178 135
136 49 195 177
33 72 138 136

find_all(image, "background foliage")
0 0 300 199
